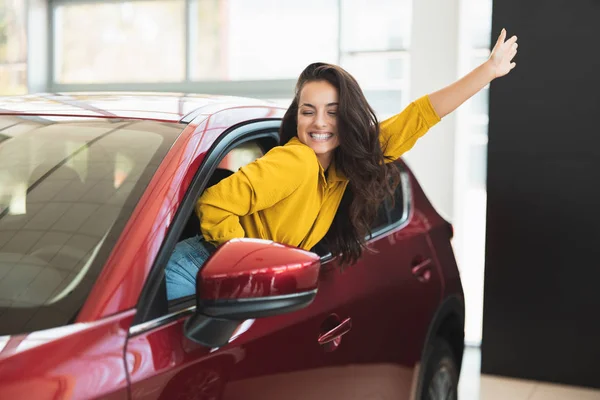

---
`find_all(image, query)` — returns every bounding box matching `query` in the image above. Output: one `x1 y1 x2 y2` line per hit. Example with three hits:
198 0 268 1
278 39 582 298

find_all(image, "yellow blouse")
196 95 441 251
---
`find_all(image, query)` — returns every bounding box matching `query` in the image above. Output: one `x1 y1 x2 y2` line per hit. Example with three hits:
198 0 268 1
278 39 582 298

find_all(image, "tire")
420 337 459 400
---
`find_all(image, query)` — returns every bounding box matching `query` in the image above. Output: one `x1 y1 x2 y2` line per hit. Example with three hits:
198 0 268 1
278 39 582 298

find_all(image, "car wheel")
421 337 459 400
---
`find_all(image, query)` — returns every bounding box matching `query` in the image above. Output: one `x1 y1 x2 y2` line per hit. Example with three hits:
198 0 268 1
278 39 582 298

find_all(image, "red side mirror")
185 239 320 346
198 238 320 304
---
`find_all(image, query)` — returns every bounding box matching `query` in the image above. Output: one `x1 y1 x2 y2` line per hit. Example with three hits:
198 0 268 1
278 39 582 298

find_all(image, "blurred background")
0 0 491 346
3 1 600 399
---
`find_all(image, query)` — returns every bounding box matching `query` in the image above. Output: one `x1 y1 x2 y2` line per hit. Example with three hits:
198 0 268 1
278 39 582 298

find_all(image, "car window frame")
130 119 281 334
369 164 409 233
129 126 413 336
370 163 412 237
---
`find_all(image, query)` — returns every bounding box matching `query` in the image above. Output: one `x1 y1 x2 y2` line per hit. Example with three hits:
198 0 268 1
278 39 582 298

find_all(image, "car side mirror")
184 238 320 347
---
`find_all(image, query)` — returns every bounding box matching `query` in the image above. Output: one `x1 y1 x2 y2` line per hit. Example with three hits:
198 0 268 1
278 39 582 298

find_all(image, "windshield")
0 116 183 335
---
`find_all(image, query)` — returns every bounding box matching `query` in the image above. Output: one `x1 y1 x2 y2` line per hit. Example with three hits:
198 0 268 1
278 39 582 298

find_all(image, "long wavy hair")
279 62 400 265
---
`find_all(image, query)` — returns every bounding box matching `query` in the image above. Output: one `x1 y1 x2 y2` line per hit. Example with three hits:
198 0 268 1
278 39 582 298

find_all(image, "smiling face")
296 80 340 170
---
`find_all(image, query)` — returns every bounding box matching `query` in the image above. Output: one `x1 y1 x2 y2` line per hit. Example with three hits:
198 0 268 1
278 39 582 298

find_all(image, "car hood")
0 323 92 361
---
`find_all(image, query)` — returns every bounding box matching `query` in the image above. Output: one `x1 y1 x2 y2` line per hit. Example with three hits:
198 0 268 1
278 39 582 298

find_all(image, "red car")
0 93 464 400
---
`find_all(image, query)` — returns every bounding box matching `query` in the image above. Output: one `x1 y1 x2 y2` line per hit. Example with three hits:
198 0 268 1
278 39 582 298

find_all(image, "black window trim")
368 166 412 239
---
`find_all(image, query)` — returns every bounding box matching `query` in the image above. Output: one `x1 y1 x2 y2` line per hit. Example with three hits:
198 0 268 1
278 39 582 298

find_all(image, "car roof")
0 92 283 123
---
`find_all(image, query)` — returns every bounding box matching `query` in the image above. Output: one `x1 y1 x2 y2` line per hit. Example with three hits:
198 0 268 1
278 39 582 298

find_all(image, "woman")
166 29 518 300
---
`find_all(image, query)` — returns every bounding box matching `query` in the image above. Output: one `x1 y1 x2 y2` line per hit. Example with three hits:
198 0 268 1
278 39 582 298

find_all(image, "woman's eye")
328 111 337 116
301 112 314 116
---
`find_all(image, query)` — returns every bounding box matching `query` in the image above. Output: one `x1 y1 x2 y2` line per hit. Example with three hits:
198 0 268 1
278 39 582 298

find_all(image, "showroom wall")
483 0 600 389
0 0 27 95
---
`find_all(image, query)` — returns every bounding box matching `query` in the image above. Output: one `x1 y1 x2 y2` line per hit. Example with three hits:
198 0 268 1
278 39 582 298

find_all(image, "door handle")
318 317 352 346
411 257 433 283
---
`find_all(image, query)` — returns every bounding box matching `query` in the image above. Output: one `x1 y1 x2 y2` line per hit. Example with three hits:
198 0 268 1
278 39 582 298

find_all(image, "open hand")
489 28 518 78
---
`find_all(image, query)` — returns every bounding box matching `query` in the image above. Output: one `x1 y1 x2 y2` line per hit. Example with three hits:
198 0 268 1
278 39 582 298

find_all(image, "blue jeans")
165 235 214 300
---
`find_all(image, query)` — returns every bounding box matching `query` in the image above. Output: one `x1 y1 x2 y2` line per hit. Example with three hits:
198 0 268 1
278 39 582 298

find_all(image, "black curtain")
482 0 600 389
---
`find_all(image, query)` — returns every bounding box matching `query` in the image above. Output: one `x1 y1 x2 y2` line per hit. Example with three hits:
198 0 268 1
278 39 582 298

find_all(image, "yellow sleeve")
379 95 441 162
196 143 317 246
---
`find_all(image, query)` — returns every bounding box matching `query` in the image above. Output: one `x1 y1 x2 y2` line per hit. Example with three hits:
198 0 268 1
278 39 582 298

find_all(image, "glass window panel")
340 0 412 52
340 52 408 90
340 52 408 118
192 0 338 81
365 90 404 120
0 0 27 94
0 64 26 95
467 0 493 49
54 1 185 83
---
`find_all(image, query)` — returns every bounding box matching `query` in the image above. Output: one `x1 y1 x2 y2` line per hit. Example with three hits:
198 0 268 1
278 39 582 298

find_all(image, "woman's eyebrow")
299 102 339 108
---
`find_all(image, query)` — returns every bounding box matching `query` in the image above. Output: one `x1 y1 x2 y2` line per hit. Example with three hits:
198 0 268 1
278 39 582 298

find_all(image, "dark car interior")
178 138 271 243
155 137 282 311
179 168 234 242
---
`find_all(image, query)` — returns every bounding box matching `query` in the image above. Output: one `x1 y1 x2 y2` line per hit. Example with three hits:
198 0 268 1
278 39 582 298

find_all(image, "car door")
126 264 406 400
125 152 442 400
238 163 445 400
293 163 444 399
123 126 364 400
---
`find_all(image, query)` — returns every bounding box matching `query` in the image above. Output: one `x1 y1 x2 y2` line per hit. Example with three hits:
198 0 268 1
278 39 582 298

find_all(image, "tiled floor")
458 346 600 400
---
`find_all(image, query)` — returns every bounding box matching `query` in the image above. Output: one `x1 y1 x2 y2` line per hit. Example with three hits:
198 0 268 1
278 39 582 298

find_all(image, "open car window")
177 140 266 243
162 138 275 310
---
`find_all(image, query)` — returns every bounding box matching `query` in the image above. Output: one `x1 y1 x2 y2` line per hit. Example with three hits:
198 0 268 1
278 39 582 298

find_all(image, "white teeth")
310 133 332 140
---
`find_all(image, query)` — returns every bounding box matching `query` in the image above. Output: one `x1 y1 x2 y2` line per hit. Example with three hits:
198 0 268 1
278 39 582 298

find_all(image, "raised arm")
429 28 518 118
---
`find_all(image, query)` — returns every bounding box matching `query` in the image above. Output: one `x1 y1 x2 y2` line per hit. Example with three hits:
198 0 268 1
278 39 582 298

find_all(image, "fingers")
495 29 518 54
494 28 507 49
510 62 516 70
508 41 519 58
508 43 518 59
496 28 506 45
504 35 518 50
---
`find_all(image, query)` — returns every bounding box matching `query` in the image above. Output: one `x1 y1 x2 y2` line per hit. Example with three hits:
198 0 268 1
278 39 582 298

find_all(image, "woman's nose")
315 112 327 127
